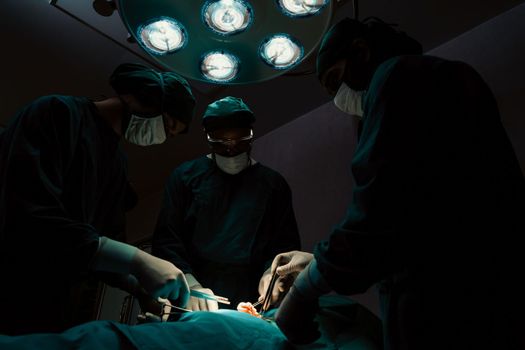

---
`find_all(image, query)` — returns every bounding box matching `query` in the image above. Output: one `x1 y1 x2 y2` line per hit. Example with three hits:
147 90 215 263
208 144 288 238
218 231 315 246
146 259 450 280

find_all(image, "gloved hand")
275 260 331 345
130 249 190 307
136 294 173 322
136 297 173 323
271 250 314 276
184 274 219 311
91 237 190 307
257 267 296 308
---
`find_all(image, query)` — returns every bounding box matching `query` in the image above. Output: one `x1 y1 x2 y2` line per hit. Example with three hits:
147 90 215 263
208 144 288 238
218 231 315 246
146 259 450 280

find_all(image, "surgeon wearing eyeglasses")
152 96 301 311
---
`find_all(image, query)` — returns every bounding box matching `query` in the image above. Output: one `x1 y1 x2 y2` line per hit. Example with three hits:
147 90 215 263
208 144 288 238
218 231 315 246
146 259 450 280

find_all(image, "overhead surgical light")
201 51 240 82
118 0 333 84
138 18 186 55
203 0 253 35
278 0 329 17
260 34 303 69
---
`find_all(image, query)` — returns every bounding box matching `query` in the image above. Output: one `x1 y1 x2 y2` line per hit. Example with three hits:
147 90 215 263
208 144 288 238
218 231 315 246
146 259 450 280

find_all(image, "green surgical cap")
202 96 255 131
316 18 422 80
110 63 196 132
316 18 367 80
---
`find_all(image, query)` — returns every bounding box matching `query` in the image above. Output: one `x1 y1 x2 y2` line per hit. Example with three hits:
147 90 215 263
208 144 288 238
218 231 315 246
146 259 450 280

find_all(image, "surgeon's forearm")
294 260 332 300
91 237 139 274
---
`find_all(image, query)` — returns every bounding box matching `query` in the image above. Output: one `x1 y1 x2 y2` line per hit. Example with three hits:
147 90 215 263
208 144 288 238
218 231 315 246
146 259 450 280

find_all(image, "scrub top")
315 55 525 350
153 156 301 307
0 95 132 335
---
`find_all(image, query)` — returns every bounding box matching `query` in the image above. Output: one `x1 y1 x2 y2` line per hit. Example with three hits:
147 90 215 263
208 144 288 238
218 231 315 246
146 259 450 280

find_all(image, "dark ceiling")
1 0 524 198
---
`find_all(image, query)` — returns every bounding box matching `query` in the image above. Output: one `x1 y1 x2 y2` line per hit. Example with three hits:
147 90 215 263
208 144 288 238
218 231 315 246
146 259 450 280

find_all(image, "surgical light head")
119 0 333 84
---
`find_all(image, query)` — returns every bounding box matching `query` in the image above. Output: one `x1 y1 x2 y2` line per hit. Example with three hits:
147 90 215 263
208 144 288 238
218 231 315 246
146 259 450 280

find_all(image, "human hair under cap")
202 96 255 132
316 18 422 80
110 63 196 132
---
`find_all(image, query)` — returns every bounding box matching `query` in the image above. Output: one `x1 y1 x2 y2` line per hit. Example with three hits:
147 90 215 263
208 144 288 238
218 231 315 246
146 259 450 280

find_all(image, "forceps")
258 271 279 313
190 290 231 305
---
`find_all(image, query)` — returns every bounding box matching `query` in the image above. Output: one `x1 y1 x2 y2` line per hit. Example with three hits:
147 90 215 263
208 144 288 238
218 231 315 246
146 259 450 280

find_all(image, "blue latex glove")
275 260 331 344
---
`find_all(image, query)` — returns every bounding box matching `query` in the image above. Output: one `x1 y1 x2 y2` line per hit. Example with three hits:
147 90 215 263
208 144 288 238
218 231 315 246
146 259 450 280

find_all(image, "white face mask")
124 114 167 146
214 152 250 175
333 82 365 118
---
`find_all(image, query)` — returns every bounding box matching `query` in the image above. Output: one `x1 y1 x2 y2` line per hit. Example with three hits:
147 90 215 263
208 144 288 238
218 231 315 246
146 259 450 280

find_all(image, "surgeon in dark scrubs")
270 18 525 349
0 63 196 335
153 96 301 311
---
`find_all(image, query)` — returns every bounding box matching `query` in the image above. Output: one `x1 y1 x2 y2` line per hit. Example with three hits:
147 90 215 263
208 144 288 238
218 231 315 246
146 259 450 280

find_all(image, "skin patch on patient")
236 302 262 318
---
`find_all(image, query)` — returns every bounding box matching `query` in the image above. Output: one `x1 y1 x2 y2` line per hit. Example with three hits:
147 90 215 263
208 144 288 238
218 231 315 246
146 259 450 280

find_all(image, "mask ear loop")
157 72 166 115
246 128 253 167
157 72 170 139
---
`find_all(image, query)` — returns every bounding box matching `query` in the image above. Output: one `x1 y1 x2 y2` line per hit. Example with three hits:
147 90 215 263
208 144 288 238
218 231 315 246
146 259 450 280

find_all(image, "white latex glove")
184 273 219 312
130 249 190 306
271 250 314 276
92 237 190 307
257 267 296 307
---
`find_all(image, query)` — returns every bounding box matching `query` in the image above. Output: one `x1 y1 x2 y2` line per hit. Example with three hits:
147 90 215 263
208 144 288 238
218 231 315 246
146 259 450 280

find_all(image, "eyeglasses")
206 129 253 147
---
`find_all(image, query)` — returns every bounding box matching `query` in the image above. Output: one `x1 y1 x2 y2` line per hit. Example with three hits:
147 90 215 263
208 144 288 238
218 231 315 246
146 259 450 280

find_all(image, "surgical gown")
0 95 132 335
314 56 525 349
153 156 301 307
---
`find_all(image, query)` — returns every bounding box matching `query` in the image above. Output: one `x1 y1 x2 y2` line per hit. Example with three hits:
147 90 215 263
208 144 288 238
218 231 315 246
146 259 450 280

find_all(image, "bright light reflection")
201 52 239 82
139 18 186 54
204 0 252 35
260 35 303 69
279 0 328 16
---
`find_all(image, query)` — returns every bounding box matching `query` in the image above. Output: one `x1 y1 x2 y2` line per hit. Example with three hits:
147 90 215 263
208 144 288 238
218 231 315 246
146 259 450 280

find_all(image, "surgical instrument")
190 289 231 305
261 272 279 313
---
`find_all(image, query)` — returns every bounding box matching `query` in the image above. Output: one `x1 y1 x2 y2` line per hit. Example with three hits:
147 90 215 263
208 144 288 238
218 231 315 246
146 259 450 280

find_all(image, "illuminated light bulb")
138 18 186 54
201 51 239 82
203 0 252 35
260 34 303 69
278 0 328 17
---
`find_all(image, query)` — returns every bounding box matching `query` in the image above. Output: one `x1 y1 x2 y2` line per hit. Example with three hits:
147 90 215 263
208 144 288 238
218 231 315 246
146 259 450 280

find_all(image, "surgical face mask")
214 152 250 175
124 114 167 146
333 82 365 118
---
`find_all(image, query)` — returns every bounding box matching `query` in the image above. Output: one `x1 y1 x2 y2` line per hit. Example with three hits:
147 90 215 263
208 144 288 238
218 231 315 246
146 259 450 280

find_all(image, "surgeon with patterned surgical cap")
152 96 301 311
0 63 196 335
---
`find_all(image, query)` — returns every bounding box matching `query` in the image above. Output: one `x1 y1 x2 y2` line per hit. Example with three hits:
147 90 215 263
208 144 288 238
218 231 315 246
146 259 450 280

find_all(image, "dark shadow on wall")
253 103 359 254
252 104 384 314
428 2 525 174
